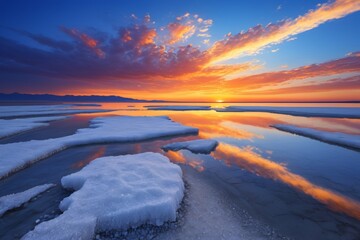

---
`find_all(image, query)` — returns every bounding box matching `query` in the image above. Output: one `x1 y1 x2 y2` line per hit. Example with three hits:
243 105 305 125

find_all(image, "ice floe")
216 106 360 118
0 116 198 179
0 184 55 217
146 105 211 111
162 139 218 154
0 116 69 138
0 104 110 118
272 124 360 150
23 153 184 240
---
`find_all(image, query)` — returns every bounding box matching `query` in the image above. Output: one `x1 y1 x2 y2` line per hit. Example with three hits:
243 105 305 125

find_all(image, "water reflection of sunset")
71 146 107 169
212 143 360 220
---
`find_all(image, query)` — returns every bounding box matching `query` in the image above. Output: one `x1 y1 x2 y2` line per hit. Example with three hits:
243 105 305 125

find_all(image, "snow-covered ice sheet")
0 116 69 138
216 106 360 118
0 116 198 179
146 105 211 111
0 104 110 118
162 139 218 154
0 184 55 217
272 124 360 150
23 153 184 240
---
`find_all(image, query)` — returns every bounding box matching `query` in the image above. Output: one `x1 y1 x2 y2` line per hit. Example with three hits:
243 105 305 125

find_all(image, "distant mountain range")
0 93 164 102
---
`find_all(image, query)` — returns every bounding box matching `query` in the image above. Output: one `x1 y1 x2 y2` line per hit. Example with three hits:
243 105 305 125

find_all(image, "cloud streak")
205 0 360 64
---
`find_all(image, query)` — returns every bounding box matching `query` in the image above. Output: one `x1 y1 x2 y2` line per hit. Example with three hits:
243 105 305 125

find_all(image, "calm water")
0 102 359 239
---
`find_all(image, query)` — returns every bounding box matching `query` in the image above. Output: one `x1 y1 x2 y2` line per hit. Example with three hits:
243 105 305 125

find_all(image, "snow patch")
23 153 184 240
216 106 360 118
0 104 110 118
272 124 360 150
163 139 218 154
146 106 211 111
0 116 69 138
0 116 198 179
0 184 55 217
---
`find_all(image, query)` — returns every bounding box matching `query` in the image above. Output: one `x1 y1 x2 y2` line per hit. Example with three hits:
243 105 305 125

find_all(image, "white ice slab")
0 184 55 217
0 104 109 118
146 106 211 111
163 139 218 154
272 124 360 149
23 153 184 240
0 116 69 138
216 106 360 118
0 116 198 179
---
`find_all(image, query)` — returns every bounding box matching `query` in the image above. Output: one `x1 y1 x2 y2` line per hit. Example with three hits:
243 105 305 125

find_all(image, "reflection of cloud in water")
165 151 205 172
213 143 360 220
72 146 107 169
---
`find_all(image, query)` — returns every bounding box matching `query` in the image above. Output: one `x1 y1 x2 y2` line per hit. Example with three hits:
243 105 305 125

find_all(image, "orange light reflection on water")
212 143 360 220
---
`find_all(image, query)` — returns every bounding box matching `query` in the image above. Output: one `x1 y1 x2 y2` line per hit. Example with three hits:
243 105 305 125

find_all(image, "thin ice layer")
0 116 68 138
272 124 360 149
0 104 109 118
162 139 218 154
216 106 360 118
146 106 211 111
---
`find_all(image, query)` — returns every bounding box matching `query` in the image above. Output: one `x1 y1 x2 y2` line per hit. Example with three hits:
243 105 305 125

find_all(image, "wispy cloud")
205 0 360 64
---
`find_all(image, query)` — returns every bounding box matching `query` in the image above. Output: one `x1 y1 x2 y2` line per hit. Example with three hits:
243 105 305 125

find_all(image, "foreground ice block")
162 139 218 154
0 116 68 138
216 106 360 118
0 184 55 217
23 153 184 240
0 116 198 179
272 124 360 150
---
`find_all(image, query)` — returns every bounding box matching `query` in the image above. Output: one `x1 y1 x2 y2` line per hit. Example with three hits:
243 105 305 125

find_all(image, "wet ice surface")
0 103 360 240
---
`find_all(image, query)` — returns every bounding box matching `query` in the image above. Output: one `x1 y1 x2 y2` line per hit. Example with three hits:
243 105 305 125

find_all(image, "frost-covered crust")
0 116 198 179
146 105 211 111
0 116 68 138
23 153 184 240
216 106 360 118
0 184 55 217
163 139 218 154
272 124 360 150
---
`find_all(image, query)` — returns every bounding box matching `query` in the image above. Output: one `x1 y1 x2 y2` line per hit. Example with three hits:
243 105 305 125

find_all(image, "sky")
0 0 359 102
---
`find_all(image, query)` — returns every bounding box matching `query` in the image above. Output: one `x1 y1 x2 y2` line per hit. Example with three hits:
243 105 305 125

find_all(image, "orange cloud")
61 27 105 58
213 143 360 220
167 22 195 44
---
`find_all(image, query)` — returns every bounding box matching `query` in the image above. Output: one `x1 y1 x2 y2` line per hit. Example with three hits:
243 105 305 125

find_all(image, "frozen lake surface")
0 102 359 240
